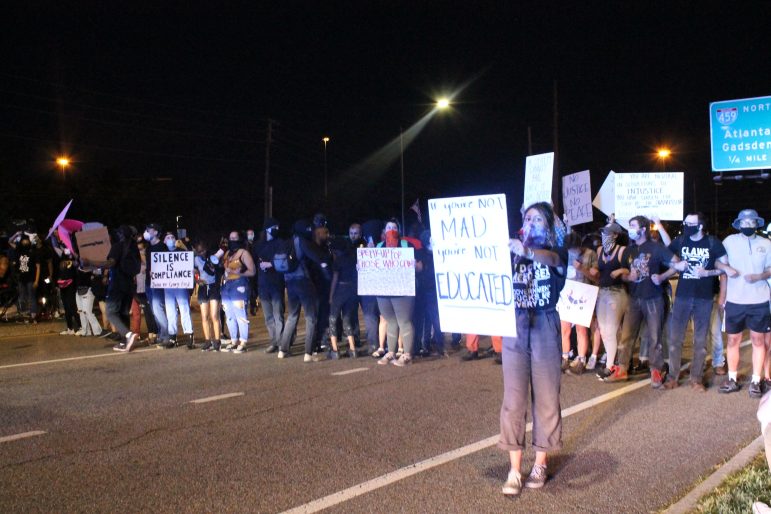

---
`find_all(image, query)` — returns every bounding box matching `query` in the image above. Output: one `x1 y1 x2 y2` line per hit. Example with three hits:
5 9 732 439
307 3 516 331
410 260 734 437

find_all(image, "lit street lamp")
657 148 671 170
322 137 330 200
56 157 70 181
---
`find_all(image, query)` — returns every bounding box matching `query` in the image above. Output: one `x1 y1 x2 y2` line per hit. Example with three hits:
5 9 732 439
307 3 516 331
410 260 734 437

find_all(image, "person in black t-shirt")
255 218 286 356
662 212 726 391
10 233 40 322
327 237 359 359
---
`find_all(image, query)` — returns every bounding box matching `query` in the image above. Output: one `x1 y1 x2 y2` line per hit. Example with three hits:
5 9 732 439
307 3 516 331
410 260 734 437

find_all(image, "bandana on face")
601 233 617 254
384 230 400 248
521 224 549 248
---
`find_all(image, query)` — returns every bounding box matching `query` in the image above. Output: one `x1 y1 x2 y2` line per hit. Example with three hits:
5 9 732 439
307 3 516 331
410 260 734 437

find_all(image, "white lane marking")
331 367 369 376
189 392 245 404
0 430 47 443
281 379 653 514
0 347 160 370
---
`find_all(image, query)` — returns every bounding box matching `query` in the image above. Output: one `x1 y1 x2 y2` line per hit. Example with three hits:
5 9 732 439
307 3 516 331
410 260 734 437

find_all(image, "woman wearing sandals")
221 231 256 353
500 202 567 497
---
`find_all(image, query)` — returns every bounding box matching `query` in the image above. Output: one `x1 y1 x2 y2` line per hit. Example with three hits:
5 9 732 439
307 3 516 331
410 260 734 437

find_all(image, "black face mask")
683 225 699 238
228 240 243 252
740 227 756 237
267 228 279 239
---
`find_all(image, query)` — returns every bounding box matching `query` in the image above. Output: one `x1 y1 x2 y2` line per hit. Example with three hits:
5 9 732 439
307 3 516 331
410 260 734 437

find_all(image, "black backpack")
272 238 300 274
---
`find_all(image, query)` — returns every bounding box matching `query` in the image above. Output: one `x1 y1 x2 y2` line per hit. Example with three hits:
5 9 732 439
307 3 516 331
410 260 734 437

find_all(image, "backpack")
272 238 300 273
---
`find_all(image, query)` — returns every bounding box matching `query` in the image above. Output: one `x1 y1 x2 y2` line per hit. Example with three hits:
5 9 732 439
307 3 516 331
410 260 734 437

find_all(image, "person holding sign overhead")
500 202 567 497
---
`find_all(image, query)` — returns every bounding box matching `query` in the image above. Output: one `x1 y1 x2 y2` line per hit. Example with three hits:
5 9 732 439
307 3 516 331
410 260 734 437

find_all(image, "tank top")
598 246 624 288
224 250 246 281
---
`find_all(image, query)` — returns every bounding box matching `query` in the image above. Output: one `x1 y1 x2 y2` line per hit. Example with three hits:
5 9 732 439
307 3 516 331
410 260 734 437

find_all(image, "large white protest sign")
357 248 415 296
556 280 599 328
150 251 195 289
523 152 554 208
562 170 592 226
613 172 684 221
428 194 516 337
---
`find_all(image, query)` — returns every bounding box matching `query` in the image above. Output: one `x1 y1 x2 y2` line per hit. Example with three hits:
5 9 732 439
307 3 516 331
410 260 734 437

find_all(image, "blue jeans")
709 295 725 367
618 296 665 372
106 291 131 337
17 281 37 317
281 278 318 355
148 288 169 341
260 287 285 348
164 288 193 336
222 278 250 343
359 296 380 351
668 295 713 381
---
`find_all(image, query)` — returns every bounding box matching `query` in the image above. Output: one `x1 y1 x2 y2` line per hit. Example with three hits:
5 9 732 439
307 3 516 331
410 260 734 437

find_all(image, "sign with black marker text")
150 251 195 289
562 170 592 226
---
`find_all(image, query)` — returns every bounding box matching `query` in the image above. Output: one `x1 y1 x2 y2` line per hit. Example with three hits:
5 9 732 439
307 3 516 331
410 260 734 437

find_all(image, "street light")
56 157 70 181
322 137 330 200
657 148 671 170
436 98 450 110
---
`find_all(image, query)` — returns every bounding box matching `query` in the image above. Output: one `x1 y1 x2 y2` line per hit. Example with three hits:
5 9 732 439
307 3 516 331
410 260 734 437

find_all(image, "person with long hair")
500 202 567 497
221 231 256 353
194 239 223 351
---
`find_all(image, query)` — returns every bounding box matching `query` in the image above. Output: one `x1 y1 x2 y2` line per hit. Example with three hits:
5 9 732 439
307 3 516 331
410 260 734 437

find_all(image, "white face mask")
165 240 176 250
143 230 154 242
628 228 640 240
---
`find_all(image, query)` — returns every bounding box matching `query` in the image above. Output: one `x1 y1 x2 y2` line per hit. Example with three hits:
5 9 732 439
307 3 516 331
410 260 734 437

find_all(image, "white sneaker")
392 354 412 367
377 351 395 365
277 350 287 359
75 329 87 337
586 355 597 370
753 502 771 514
501 469 522 496
223 342 237 352
233 344 247 354
303 353 312 363
60 329 74 336
125 332 138 352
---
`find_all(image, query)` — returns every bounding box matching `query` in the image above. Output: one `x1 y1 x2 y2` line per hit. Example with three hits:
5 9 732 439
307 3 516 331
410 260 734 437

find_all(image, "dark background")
1 2 769 239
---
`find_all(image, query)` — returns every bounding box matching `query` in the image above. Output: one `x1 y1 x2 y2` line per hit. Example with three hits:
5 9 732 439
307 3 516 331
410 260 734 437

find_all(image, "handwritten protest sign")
523 152 554 208
613 172 684 221
357 248 415 296
562 170 592 226
150 251 195 289
556 279 599 328
75 227 111 262
428 194 516 337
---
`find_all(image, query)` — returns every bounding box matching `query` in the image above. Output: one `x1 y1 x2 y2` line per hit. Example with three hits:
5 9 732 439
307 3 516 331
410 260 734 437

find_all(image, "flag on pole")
410 198 422 223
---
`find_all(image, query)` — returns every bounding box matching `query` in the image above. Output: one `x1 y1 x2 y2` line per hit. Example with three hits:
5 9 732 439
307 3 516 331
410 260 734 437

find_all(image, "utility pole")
552 80 561 214
263 119 273 222
400 127 405 232
527 126 533 155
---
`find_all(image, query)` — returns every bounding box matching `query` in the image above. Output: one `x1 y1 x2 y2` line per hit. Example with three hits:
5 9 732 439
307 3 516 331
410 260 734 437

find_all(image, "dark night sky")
2 2 769 236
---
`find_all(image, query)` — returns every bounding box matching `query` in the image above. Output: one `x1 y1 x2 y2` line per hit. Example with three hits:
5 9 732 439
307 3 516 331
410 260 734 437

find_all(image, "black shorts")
197 283 221 304
724 301 770 334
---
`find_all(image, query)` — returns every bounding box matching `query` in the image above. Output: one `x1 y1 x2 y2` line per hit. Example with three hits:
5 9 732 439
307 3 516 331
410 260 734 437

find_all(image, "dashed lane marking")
331 367 369 376
189 392 245 404
0 431 47 443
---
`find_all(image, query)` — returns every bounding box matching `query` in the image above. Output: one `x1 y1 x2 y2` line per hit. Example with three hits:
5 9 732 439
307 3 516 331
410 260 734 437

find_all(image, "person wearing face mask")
593 220 628 379
159 232 195 349
245 228 260 316
653 212 726 391
9 233 40 323
500 202 567 496
221 230 257 353
716 209 771 398
603 215 686 386
255 218 286 356
143 223 170 346
55 247 80 335
194 239 224 351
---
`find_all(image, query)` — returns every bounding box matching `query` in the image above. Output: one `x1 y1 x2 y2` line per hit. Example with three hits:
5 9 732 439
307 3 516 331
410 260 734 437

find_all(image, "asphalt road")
0 315 763 513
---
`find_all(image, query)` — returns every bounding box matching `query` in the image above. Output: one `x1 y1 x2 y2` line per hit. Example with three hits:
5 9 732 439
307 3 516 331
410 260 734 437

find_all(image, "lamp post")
56 157 70 182
322 137 330 200
657 148 671 171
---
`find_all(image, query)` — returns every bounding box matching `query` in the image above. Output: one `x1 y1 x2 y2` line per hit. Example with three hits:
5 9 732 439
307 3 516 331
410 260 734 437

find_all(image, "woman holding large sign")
500 201 567 497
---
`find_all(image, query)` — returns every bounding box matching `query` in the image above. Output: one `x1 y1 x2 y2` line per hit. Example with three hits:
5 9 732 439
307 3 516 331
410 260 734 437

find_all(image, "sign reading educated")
150 251 195 289
357 247 415 296
613 172 683 221
523 152 554 208
710 95 771 172
556 280 599 328
562 170 593 226
428 194 516 337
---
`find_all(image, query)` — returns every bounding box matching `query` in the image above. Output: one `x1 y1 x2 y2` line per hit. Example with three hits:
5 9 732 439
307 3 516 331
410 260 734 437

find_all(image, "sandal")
371 348 385 358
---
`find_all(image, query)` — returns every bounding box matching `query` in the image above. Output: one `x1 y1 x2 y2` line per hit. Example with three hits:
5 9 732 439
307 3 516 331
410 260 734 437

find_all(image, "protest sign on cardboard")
428 194 516 337
75 227 111 262
556 279 599 328
613 172 684 221
357 247 415 296
523 152 554 208
150 251 195 289
562 170 592 226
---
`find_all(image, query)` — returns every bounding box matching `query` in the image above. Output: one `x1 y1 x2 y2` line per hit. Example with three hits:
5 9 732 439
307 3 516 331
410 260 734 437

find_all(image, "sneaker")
650 368 665 389
200 341 212 352
762 379 771 394
392 354 412 367
461 351 479 361
586 355 597 370
524 463 548 489
663 378 678 390
211 340 221 352
328 350 340 360
596 367 614 380
233 344 247 354
125 332 138 352
501 469 522 496
60 328 75 336
632 359 650 375
752 501 771 514
163 337 178 350
75 329 88 337
560 357 570 373
690 380 707 392
371 348 386 358
749 381 763 399
186 334 195 350
223 342 237 352
602 366 628 383
97 329 113 338
567 359 585 376
312 352 326 362
718 378 741 394
277 350 287 359
108 332 122 342
494 353 502 365
303 353 312 363
377 351 395 366
112 342 128 352
265 345 278 354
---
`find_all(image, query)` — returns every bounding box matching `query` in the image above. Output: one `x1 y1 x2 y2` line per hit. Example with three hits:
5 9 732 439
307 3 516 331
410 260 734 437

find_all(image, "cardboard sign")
562 170 592 226
75 227 111 262
523 152 554 208
357 247 415 296
613 172 684 221
150 251 195 289
556 279 599 328
428 194 517 337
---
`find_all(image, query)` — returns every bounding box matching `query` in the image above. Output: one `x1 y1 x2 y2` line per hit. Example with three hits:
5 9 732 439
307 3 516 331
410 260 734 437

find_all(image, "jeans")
76 288 102 335
106 291 132 337
260 287 285 348
164 288 193 335
360 296 380 351
709 295 725 367
17 281 37 316
668 295 713 381
329 282 358 338
595 287 628 368
618 295 665 372
281 278 318 355
377 296 415 355
499 310 562 452
148 288 169 340
222 278 250 343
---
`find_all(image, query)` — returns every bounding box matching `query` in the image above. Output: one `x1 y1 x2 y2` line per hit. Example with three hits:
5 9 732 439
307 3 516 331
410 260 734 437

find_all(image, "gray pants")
668 295 713 381
499 310 562 452
376 296 415 355
618 296 665 372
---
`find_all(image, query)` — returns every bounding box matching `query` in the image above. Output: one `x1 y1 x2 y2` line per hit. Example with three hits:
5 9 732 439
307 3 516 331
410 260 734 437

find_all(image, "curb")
663 435 764 514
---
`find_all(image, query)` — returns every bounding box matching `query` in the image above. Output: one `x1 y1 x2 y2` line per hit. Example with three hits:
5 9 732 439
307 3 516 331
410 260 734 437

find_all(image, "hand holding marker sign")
428 194 516 337
592 170 684 227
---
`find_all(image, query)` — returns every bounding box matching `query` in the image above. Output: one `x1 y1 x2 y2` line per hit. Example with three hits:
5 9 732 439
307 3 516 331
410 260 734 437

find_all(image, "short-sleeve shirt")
511 247 567 311
669 235 726 299
622 239 675 299
722 234 771 305
15 249 37 284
